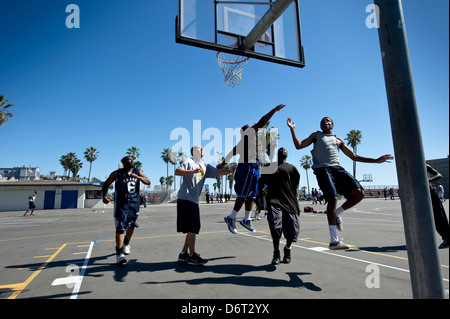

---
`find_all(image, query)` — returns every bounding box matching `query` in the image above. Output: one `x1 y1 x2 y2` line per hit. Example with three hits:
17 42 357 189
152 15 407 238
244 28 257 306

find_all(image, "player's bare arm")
218 164 237 176
102 171 118 203
130 171 151 185
252 104 286 130
338 138 393 163
175 167 203 176
287 118 316 150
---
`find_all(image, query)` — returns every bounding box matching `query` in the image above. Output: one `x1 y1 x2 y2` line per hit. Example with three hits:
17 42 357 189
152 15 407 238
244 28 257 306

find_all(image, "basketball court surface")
1 198 448 302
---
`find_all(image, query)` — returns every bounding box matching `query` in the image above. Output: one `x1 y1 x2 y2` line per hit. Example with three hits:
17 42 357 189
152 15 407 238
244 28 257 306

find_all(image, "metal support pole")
242 0 295 50
375 0 445 299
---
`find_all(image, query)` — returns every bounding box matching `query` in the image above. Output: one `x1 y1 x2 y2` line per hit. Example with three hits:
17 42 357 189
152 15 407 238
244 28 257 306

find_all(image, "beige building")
0 180 111 212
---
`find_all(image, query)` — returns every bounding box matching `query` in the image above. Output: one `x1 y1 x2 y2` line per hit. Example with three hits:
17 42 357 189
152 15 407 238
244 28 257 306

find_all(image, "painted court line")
3 244 67 299
238 232 449 282
70 241 94 299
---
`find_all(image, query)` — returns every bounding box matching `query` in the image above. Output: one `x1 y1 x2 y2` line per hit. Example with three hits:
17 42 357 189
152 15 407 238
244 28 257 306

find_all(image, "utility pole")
375 0 445 299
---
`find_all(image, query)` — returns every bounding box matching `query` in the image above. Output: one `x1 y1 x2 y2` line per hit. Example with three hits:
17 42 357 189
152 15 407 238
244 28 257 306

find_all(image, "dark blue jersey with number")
114 168 140 215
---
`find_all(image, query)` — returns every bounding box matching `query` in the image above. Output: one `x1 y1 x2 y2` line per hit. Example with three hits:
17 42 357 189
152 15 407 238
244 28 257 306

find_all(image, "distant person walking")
287 116 393 249
102 156 151 265
23 190 37 216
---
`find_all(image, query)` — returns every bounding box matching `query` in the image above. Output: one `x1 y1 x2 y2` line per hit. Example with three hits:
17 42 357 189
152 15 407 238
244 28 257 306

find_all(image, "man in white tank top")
287 117 393 250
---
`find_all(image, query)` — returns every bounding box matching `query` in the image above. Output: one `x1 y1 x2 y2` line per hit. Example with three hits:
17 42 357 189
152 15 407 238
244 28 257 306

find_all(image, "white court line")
70 241 94 299
351 208 401 217
238 232 449 282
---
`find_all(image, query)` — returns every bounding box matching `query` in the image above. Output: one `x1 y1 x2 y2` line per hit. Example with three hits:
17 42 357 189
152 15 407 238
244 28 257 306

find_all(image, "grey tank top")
311 131 340 168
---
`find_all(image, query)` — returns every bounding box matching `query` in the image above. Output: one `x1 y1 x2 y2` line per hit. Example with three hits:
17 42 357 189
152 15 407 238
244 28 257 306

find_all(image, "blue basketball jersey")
114 168 140 213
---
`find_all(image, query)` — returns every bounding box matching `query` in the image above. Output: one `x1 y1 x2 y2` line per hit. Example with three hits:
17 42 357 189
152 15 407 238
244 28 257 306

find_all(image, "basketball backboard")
176 0 305 68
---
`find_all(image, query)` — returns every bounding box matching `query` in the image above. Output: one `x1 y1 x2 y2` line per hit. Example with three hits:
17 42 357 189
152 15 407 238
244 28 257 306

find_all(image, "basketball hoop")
217 51 250 88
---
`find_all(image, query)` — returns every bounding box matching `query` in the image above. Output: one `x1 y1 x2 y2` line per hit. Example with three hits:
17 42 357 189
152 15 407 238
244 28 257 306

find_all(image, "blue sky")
1 0 448 192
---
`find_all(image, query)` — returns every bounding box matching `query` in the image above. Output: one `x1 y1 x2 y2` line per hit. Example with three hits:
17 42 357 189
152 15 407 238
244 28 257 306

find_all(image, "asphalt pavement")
1 198 448 307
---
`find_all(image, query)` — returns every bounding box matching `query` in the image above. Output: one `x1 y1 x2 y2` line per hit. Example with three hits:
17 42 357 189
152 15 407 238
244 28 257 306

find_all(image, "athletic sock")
244 210 251 221
335 206 345 217
124 237 130 245
230 209 238 219
329 225 339 244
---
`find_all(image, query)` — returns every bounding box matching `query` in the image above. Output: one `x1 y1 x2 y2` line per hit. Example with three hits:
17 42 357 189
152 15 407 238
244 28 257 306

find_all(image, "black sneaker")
188 253 208 266
283 247 291 263
178 251 189 263
271 250 280 265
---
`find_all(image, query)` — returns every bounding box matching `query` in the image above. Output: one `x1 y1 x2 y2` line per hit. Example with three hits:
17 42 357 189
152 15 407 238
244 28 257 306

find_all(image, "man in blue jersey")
103 156 151 265
287 117 393 249
222 104 286 234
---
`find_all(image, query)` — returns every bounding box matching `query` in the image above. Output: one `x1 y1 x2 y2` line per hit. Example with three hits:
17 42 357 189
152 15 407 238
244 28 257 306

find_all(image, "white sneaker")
240 219 256 232
224 216 237 234
116 253 127 265
329 240 349 250
123 244 131 255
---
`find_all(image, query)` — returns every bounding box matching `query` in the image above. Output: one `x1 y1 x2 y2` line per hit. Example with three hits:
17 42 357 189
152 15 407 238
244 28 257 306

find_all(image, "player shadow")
143 271 322 291
82 255 320 292
353 245 407 253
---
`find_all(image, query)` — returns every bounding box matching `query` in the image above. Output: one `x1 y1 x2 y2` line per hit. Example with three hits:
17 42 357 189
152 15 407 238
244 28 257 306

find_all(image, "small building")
0 180 112 212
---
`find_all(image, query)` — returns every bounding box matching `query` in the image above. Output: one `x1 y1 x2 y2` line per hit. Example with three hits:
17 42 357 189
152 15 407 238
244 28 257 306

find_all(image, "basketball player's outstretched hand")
275 104 286 111
377 154 394 163
286 118 295 129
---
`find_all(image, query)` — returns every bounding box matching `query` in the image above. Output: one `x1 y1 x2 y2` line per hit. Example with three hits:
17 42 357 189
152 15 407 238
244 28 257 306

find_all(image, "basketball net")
217 51 250 88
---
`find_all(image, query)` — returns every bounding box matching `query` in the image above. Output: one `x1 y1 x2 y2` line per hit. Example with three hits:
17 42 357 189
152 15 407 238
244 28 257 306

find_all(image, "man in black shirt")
259 148 300 264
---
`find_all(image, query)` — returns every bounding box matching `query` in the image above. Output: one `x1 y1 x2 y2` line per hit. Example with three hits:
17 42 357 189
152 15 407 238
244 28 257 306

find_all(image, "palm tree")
159 176 165 187
215 175 222 195
0 95 14 127
261 121 279 163
169 151 178 192
161 148 171 181
126 147 140 160
70 157 83 181
165 176 174 191
134 161 143 171
60 152 83 181
300 155 312 195
59 154 71 179
345 129 362 178
84 147 99 182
